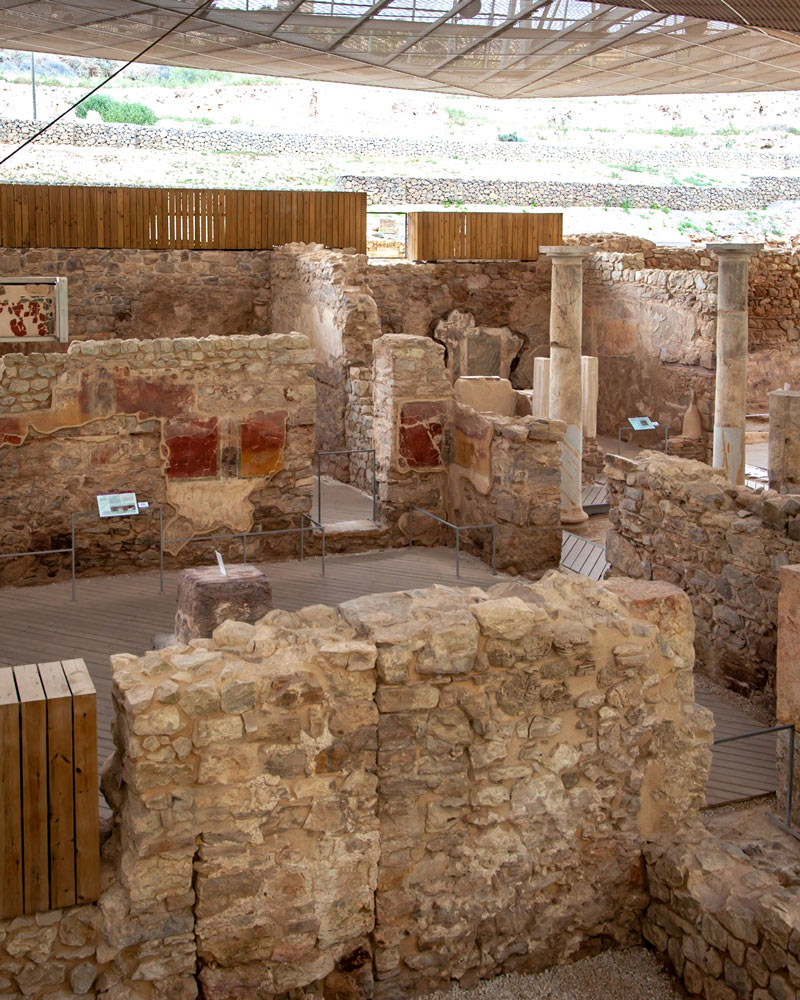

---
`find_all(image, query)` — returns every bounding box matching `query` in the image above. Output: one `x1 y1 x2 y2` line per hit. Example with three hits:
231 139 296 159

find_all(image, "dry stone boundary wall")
2 117 797 172
0 574 712 999
336 174 800 211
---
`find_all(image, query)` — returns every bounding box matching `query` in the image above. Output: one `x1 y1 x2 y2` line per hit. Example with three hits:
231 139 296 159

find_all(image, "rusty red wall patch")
399 400 446 469
240 411 287 478
165 417 219 479
116 371 195 418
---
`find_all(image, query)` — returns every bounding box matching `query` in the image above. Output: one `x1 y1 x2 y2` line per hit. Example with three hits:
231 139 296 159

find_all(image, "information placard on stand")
96 493 140 518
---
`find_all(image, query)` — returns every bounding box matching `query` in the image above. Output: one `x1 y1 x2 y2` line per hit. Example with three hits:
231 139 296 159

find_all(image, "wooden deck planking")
1 545 778 815
696 690 778 806
312 476 374 525
0 547 503 797
560 531 609 581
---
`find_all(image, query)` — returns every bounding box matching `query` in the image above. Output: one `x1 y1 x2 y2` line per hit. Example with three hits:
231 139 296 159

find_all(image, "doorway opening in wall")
311 449 378 528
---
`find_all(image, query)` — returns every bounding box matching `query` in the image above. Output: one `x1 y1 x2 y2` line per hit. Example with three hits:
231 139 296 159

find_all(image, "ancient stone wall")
605 451 800 708
0 247 271 354
644 823 800 1000
0 574 712 998
582 251 717 442
448 401 563 573
0 334 315 584
271 244 381 484
372 334 451 529
366 260 551 385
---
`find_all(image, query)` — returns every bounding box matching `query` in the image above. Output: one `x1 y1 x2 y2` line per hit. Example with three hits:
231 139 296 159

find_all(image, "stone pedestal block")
454 376 516 416
175 565 273 643
769 389 800 493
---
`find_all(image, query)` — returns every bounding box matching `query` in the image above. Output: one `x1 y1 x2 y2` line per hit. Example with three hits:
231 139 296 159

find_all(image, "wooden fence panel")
0 660 98 919
407 210 563 261
0 184 367 253
0 669 22 920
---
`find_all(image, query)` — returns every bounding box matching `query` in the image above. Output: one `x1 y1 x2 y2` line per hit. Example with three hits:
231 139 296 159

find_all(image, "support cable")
0 0 215 168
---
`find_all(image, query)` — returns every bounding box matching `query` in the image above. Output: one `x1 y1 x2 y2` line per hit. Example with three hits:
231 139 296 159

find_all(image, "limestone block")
174 565 273 643
454 376 516 417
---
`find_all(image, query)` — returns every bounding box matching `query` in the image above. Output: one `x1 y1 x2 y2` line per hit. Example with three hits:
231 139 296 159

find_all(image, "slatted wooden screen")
0 185 368 253
407 211 562 261
0 659 99 919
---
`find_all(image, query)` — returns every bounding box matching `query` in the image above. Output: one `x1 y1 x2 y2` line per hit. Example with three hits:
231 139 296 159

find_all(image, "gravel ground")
426 948 686 1000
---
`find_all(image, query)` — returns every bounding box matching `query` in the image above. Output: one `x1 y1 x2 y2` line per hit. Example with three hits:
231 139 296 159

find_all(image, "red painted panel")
165 417 219 479
0 416 23 446
399 401 445 469
240 411 286 478
116 371 195 418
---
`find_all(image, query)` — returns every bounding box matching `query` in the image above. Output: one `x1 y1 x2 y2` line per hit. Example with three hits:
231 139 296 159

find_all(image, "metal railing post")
408 506 414 548
455 527 460 578
317 451 322 524
371 449 377 523
300 517 305 562
321 525 326 577
788 724 796 830
242 533 248 564
491 525 497 575
70 512 77 602
158 506 164 594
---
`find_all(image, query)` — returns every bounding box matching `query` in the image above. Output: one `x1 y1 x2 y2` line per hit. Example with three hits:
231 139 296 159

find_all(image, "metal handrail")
713 723 796 835
0 506 164 602
408 505 497 578
162 512 326 577
316 448 377 524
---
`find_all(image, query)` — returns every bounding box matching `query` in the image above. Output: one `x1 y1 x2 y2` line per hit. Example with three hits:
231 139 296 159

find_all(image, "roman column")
708 243 762 485
541 246 592 524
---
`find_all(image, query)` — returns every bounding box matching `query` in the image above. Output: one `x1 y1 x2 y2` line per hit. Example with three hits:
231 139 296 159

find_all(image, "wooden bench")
0 659 99 918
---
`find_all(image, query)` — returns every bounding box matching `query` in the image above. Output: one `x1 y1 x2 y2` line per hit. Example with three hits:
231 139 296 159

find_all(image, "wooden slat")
14 663 49 915
0 667 22 920
0 182 369 251
38 661 76 910
62 659 99 904
407 210 562 261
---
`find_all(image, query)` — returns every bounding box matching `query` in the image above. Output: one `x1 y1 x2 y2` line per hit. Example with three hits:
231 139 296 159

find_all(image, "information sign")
96 492 140 518
628 416 658 431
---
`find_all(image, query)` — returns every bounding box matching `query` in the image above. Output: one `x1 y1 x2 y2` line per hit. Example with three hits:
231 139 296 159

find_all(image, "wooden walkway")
581 482 610 514
312 476 375 525
561 530 610 581
0 543 779 813
696 689 778 806
0 547 501 784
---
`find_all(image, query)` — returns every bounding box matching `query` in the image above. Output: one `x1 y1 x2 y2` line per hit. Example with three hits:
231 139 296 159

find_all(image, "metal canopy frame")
2 0 800 98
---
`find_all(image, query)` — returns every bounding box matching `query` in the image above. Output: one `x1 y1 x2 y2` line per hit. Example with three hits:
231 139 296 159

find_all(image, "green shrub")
76 94 157 125
498 131 524 142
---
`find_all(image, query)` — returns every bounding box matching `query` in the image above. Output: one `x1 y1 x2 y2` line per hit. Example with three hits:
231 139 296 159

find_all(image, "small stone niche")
174 565 273 643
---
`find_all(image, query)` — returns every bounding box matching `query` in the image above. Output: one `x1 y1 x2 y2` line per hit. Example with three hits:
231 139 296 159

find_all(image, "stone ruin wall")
0 333 315 585
605 450 800 710
0 573 713 999
581 250 717 451
644 823 800 1000
271 244 381 488
3 238 800 435
372 334 564 576
0 247 272 356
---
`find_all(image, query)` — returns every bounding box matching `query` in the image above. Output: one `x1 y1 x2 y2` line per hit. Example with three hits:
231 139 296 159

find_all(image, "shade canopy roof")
3 0 800 98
